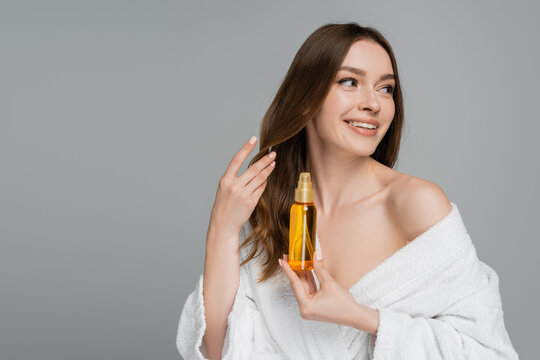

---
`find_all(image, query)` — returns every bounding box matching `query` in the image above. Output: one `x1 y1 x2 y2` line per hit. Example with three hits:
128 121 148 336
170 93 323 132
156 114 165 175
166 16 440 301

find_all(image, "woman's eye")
338 77 357 87
381 85 394 94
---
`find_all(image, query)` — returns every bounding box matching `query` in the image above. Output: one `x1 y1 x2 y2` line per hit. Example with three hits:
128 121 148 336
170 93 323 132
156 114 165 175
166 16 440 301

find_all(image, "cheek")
311 107 341 140
318 94 354 123
330 91 355 110
382 99 395 121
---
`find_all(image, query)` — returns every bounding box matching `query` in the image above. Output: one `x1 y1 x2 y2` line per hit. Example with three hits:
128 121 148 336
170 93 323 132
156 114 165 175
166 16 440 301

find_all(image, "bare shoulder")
388 175 453 241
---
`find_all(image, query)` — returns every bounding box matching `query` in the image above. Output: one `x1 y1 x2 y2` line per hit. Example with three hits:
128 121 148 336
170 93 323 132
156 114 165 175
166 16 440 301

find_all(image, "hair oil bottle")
288 172 317 271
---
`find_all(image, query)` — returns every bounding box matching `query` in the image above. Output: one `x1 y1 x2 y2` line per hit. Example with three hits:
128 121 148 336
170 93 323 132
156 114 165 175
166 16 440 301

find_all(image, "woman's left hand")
279 249 379 334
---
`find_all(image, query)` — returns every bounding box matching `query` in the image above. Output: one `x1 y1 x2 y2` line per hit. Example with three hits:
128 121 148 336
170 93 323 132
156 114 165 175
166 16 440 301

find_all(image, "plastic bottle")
288 172 317 271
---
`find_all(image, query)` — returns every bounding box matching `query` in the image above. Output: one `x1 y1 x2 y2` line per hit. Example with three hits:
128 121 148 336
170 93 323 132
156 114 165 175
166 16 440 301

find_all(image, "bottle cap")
295 172 313 203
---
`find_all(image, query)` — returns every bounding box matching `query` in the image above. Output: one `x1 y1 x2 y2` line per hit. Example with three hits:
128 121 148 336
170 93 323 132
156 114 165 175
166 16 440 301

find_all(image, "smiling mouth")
344 120 378 130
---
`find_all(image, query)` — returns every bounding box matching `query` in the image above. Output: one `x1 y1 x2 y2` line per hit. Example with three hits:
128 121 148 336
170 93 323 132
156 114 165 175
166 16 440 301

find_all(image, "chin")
347 147 376 158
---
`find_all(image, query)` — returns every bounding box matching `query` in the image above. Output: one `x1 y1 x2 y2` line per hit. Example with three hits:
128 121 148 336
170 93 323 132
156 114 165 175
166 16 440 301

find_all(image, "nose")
357 87 381 113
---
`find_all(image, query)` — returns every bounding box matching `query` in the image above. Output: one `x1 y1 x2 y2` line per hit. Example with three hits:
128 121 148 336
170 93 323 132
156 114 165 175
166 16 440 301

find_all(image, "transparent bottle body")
288 201 317 271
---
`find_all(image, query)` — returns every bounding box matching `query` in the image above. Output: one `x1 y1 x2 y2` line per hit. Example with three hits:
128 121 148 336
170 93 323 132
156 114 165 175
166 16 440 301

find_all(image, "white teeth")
347 121 377 129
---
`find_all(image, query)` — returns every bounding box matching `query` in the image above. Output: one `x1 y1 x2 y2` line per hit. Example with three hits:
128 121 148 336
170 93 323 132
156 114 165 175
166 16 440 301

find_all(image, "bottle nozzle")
295 172 313 203
298 173 311 188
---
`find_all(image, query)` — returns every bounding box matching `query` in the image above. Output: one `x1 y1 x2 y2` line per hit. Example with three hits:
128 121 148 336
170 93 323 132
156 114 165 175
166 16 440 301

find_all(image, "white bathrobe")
176 202 519 359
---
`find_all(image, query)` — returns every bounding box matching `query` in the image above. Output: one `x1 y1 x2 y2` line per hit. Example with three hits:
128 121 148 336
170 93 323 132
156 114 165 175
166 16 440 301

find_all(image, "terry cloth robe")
176 202 519 359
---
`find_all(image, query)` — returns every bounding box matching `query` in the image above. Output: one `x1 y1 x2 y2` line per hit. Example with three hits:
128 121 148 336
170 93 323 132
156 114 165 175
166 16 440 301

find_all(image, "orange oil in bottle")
288 172 317 271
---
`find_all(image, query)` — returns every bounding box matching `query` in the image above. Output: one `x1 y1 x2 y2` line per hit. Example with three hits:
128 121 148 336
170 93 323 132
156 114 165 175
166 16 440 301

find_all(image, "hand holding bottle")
279 251 380 335
208 136 276 239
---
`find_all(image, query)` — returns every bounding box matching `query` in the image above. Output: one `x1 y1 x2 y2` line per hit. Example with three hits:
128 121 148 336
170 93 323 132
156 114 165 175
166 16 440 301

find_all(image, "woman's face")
307 39 396 157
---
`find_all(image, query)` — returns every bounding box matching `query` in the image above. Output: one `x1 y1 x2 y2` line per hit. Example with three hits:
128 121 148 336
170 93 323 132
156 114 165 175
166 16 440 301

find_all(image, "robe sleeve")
176 224 275 360
367 262 519 360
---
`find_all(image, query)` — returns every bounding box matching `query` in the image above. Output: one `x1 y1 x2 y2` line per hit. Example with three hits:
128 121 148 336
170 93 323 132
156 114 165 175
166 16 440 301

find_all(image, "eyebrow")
338 66 395 81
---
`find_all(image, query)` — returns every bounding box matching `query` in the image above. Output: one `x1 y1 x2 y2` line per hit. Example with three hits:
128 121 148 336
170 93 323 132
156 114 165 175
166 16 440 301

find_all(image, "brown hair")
239 22 404 282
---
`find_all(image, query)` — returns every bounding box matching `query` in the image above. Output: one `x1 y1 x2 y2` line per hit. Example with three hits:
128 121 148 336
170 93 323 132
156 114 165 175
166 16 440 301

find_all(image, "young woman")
177 23 518 359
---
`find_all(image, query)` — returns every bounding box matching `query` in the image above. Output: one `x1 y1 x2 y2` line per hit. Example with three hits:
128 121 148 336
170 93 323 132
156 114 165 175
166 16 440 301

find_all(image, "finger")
306 270 318 295
239 150 276 187
279 259 307 304
224 136 257 178
302 271 316 295
298 271 311 294
246 160 275 194
312 249 332 285
282 254 315 295
250 180 267 201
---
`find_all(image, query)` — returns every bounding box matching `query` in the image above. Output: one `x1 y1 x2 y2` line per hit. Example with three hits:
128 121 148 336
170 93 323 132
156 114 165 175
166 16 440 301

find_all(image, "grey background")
1 0 538 359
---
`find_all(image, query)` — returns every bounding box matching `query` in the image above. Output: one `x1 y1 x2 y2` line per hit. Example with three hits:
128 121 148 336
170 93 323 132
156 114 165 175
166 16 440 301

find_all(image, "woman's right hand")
208 136 276 239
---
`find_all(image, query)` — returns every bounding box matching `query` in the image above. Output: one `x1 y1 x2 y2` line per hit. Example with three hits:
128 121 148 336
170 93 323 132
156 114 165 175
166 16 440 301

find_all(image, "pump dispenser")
288 172 317 271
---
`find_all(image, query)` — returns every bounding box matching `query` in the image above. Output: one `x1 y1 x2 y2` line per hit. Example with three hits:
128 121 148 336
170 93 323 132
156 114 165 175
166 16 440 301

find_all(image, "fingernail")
249 136 257 144
278 259 282 267
269 151 276 159
315 249 322 260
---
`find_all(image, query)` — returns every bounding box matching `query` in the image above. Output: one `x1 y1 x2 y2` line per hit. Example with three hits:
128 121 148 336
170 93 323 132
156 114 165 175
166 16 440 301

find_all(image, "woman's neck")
305 146 382 215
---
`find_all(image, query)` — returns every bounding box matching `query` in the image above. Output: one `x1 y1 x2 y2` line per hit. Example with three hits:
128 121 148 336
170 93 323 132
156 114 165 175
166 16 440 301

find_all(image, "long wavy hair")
239 22 404 282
